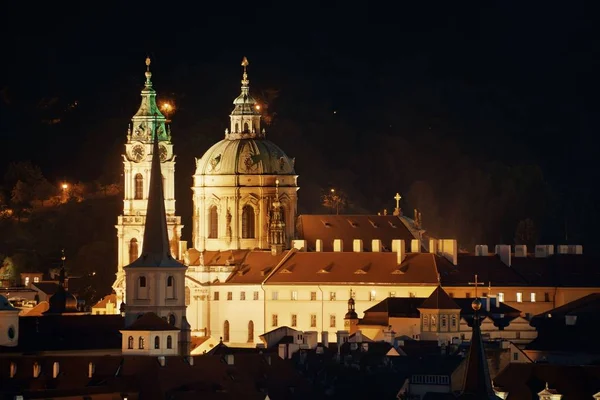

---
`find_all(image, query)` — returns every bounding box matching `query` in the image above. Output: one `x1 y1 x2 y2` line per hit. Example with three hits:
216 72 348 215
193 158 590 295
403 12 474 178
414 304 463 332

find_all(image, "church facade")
111 58 598 347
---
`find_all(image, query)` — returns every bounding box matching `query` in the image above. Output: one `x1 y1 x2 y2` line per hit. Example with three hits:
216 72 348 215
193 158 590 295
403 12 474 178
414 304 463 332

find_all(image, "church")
111 57 599 347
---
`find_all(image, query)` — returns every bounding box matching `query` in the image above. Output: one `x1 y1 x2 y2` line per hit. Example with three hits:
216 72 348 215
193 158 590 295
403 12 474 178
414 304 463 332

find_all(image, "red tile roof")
296 214 418 252
123 312 179 331
265 252 440 285
225 250 290 284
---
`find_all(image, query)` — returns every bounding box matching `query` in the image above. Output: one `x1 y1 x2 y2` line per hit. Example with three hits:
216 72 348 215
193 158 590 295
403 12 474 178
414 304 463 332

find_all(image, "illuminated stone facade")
113 59 183 308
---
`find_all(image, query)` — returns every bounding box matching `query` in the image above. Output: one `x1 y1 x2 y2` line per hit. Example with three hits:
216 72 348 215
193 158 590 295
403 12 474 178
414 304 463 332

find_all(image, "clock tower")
113 58 183 309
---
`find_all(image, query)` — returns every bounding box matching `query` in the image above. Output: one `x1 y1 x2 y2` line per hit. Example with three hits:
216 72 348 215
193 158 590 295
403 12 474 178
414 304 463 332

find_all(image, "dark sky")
1 2 598 247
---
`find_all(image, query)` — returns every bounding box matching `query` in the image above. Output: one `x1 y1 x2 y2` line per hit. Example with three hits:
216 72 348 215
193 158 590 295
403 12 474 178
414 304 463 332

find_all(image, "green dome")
195 138 295 175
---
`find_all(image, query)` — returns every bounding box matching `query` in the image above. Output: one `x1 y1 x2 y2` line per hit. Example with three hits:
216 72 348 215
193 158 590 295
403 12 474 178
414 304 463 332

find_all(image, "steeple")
125 117 184 268
228 56 263 139
131 57 168 142
269 179 286 255
458 298 501 399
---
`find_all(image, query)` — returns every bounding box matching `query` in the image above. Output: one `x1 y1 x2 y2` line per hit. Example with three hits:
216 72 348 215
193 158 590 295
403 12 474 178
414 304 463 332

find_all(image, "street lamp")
61 183 69 203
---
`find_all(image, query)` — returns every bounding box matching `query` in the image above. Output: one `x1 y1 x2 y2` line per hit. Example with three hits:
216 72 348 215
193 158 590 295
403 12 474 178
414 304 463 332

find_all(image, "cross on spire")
468 274 485 298
394 193 401 208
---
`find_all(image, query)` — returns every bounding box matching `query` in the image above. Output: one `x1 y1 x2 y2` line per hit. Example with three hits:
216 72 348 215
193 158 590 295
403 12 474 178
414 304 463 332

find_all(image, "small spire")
145 57 153 87
241 56 249 87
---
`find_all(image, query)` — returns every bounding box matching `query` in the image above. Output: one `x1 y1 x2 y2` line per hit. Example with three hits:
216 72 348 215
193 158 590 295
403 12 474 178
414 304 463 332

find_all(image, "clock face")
159 144 168 162
131 144 145 162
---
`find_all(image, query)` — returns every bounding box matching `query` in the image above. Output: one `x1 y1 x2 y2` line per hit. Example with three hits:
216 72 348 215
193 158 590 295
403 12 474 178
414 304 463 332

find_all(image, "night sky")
1 2 598 249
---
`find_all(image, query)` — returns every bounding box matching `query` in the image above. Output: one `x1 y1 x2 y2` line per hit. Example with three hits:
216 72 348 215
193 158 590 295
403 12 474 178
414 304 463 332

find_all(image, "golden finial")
241 56 249 67
61 248 66 262
241 57 249 87
146 57 151 71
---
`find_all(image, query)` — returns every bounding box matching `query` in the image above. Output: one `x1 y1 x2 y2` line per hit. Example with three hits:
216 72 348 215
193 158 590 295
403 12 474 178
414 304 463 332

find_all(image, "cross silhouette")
394 193 402 209
468 274 485 298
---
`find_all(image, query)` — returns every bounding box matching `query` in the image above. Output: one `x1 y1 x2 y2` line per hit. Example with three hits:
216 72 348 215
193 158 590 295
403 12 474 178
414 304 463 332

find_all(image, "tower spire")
125 114 183 268
241 56 249 89
229 56 262 138
269 179 286 255
145 57 153 88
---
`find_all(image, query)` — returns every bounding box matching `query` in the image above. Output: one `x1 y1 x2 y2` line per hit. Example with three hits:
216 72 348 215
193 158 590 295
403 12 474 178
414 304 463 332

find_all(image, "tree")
515 218 538 248
34 178 58 206
321 188 347 215
11 180 33 220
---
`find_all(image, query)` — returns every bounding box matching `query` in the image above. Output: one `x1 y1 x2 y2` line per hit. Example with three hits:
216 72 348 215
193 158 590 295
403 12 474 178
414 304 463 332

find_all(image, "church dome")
195 138 295 175
45 286 79 314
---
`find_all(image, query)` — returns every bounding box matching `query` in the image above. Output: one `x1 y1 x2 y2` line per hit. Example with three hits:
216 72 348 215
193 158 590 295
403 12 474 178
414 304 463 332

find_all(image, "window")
272 314 278 327
168 314 176 326
330 314 336 328
248 321 254 343
389 291 396 298
139 276 146 287
243 122 249 132
227 292 233 301
167 276 174 287
128 336 134 349
242 205 255 238
451 315 457 328
498 292 505 303
208 206 218 238
138 337 145 349
253 291 259 300
513 352 519 361
330 291 336 301
431 315 437 329
291 290 298 300
185 286 191 306
370 290 376 301
134 173 144 199
34 276 40 283
517 292 523 303
272 291 279 300
235 123 239 133
544 292 550 302
167 335 172 349
310 314 317 327
223 320 230 342
423 315 429 330
409 292 416 298
310 292 317 301
530 293 536 302
213 292 219 301
154 336 160 349
291 314 297 327
240 291 246 301
129 238 139 263
441 315 447 328
466 292 471 299
25 277 30 286
166 276 175 299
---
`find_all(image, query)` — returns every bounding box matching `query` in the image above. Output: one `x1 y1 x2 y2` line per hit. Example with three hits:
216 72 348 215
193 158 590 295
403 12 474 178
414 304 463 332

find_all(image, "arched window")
235 123 239 133
185 286 191 306
208 206 218 238
129 238 139 263
139 276 146 287
154 336 160 349
223 320 230 342
451 315 457 329
138 336 145 349
243 122 249 132
128 336 134 349
248 320 254 343
242 205 255 239
134 173 144 199
168 314 176 326
167 335 173 349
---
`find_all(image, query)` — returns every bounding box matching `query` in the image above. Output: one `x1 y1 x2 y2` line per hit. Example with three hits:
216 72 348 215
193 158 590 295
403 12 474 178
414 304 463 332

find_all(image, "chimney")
514 245 527 257
495 244 511 266
315 239 323 252
392 239 405 264
429 239 438 254
382 327 394 344
336 330 349 348
158 356 166 367
475 245 488 256
292 240 307 251
568 245 583 254
353 239 363 252
372 239 382 252
411 239 421 253
333 239 344 252
52 361 60 378
440 239 457 265
178 240 188 261
225 354 234 365
321 331 329 347
303 331 318 349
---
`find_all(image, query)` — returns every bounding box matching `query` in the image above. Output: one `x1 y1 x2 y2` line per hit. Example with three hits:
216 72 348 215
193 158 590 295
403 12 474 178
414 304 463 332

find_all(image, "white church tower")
191 57 298 251
114 58 183 307
122 124 191 354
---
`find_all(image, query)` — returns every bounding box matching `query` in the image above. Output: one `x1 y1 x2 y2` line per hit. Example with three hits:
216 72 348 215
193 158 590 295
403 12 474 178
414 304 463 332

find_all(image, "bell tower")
114 58 183 309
